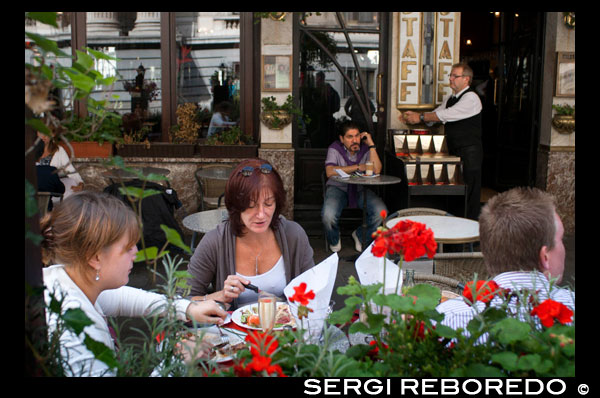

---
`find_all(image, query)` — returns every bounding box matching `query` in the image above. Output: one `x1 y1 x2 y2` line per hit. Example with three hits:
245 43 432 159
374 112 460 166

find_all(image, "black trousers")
451 144 482 220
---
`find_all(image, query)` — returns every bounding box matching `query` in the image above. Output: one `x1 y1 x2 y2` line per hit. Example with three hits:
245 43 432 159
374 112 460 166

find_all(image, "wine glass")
258 291 277 332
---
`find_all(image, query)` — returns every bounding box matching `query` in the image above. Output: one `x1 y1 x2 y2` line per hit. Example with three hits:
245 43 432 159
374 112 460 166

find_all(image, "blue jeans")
322 185 388 247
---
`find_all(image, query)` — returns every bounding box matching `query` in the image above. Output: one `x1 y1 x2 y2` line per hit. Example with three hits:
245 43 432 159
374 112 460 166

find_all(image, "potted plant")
260 95 308 130
117 104 199 157
551 103 575 134
59 113 122 158
197 126 258 158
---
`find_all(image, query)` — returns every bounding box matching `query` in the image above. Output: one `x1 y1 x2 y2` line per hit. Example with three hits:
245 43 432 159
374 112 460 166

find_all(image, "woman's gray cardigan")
187 215 315 309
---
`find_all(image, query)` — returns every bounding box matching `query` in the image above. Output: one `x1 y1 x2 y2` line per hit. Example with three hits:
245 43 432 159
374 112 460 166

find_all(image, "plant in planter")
199 126 257 158
59 112 122 158
551 103 575 134
170 103 201 144
260 95 310 130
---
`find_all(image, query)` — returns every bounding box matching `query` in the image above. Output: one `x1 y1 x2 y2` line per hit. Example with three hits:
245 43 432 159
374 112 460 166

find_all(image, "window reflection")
175 12 240 141
86 12 163 141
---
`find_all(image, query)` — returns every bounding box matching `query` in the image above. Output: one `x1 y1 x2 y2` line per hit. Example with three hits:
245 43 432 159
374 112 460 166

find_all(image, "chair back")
195 165 233 211
384 207 452 225
413 272 464 292
36 191 64 216
433 252 489 284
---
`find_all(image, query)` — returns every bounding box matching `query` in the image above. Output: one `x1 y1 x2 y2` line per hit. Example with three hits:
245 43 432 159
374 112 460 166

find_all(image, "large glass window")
298 12 380 148
25 12 73 117
86 12 163 141
175 12 241 140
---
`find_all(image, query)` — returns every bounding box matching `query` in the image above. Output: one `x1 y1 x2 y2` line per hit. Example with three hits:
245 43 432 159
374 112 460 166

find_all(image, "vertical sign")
435 12 458 105
398 12 422 108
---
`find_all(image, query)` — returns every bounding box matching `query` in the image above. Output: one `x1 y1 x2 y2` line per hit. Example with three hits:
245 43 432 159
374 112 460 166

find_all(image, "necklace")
254 247 264 275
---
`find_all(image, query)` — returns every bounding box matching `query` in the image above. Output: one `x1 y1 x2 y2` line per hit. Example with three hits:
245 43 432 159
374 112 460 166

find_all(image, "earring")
95 269 100 281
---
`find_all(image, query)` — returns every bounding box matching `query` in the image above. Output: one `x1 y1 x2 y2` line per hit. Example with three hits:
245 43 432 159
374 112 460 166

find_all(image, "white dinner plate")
231 302 295 331
192 325 245 363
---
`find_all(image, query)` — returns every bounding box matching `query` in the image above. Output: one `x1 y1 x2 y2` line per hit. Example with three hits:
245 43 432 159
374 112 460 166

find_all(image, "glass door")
293 12 390 207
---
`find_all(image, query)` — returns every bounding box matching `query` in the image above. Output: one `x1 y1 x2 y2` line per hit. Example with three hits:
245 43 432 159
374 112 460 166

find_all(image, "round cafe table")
183 208 229 251
385 214 479 252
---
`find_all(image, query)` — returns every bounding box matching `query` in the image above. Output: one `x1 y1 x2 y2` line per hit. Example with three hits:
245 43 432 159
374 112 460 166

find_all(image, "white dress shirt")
433 86 482 123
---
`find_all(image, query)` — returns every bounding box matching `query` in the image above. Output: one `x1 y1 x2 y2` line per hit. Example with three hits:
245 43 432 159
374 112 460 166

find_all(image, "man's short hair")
452 62 474 85
479 187 557 275
338 120 361 137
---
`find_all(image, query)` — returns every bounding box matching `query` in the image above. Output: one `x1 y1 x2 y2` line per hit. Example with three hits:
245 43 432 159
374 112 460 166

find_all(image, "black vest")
444 88 482 153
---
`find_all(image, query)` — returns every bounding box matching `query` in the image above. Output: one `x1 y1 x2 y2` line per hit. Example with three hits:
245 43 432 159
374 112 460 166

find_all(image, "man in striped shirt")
436 187 574 332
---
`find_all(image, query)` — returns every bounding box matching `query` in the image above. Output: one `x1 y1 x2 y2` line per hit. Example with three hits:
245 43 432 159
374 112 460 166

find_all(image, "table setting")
178 252 349 365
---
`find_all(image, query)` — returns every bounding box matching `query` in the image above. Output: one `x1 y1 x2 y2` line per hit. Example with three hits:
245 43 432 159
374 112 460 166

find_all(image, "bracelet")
369 145 376 149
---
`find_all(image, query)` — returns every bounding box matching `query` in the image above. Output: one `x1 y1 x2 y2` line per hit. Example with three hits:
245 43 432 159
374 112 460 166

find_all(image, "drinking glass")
365 161 374 176
258 291 277 332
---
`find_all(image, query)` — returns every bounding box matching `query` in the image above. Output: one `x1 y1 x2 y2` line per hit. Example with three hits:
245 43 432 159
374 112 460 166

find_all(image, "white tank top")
236 255 285 305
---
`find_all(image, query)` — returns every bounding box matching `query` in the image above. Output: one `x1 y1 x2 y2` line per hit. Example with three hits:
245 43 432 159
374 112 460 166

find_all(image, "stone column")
86 12 120 36
129 12 161 36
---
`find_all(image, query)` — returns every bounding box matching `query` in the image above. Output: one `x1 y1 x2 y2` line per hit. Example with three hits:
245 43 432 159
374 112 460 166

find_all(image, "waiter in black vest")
402 62 483 220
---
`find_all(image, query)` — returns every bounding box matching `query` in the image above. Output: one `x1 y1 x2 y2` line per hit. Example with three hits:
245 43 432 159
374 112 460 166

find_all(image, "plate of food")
179 326 247 363
232 302 296 331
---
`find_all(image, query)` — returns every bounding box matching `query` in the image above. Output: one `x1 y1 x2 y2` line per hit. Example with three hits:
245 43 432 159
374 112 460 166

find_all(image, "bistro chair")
194 164 232 212
384 207 452 224
432 252 489 285
321 171 363 252
36 191 64 217
413 272 465 294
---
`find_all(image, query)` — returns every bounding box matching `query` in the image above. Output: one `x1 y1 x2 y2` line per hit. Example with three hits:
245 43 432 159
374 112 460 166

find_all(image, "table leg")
361 189 368 250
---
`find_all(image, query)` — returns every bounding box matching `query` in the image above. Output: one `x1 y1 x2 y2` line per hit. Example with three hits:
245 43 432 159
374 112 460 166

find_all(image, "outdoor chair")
432 252 489 285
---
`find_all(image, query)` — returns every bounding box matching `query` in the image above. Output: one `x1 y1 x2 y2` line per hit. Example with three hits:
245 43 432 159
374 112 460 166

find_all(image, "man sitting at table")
436 187 574 333
322 120 387 253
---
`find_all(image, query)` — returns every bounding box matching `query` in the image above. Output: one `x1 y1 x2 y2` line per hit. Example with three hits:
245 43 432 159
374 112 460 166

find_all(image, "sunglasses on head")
239 164 273 177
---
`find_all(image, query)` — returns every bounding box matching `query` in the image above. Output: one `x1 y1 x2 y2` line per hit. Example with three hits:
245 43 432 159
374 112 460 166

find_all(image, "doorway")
292 12 390 213
460 12 545 193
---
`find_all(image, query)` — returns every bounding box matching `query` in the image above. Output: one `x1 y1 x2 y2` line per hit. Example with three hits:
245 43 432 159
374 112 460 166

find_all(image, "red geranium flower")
371 219 437 261
245 330 279 356
289 282 315 306
531 299 574 327
463 280 501 304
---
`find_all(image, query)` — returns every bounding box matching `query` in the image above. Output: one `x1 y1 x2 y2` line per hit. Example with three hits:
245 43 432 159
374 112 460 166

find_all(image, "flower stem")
394 257 404 295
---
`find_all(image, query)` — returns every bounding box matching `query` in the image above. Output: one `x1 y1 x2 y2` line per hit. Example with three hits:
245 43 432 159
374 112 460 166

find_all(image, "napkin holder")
393 135 409 156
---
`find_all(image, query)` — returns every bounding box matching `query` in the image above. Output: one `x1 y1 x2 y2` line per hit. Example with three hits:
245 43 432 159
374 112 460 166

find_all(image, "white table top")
183 209 229 234
386 215 479 244
331 174 402 186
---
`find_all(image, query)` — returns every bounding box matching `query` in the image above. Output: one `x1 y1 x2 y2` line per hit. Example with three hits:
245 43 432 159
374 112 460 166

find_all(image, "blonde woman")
40 191 227 376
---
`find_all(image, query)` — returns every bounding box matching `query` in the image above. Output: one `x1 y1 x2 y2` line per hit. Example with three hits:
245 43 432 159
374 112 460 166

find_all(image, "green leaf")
434 324 457 339
491 318 531 345
118 186 161 200
83 335 120 370
25 32 69 57
161 224 191 254
63 68 96 93
26 12 59 28
74 50 95 71
87 47 119 61
25 179 38 218
135 247 157 262
491 352 518 371
463 363 505 377
516 354 541 371
26 118 52 136
62 308 95 335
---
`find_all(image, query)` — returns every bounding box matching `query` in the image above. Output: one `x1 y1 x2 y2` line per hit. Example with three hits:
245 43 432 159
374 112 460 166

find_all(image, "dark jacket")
104 180 184 254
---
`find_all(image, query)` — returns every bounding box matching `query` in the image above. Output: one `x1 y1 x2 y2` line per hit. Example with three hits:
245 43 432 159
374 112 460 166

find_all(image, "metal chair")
321 171 363 251
414 272 465 293
194 165 232 212
384 207 452 224
432 252 489 285
36 191 64 216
